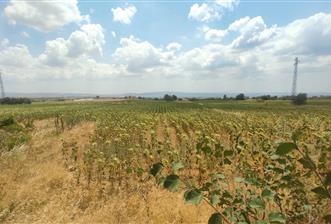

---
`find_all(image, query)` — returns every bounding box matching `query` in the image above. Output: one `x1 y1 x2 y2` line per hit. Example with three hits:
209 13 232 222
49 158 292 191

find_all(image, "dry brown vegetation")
0 120 213 224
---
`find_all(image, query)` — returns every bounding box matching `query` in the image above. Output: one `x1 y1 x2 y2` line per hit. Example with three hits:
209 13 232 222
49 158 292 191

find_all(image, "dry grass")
0 119 213 224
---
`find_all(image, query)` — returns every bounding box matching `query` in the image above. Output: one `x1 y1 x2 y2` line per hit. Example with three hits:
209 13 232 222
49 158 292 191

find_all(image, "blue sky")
0 0 331 94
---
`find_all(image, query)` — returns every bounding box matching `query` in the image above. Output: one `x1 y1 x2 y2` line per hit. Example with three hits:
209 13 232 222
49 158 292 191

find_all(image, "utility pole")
0 70 5 98
292 57 299 96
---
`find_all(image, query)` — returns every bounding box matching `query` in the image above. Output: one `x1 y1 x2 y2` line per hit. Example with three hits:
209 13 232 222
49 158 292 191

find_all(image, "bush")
235 93 245 100
292 93 307 105
163 94 177 101
260 95 271 100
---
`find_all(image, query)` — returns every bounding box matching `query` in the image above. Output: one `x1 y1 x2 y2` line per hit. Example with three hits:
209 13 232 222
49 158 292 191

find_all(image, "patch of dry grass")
0 119 213 224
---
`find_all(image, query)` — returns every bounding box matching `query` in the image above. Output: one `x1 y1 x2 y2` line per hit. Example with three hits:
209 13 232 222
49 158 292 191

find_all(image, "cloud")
21 31 30 38
39 38 68 67
166 42 182 51
228 16 250 31
227 13 331 54
274 13 331 55
112 36 166 72
179 44 239 73
230 16 277 49
188 0 239 22
188 3 220 23
0 44 121 81
67 24 105 57
111 5 137 24
39 24 105 66
4 0 86 32
0 44 35 67
202 26 228 42
0 38 10 48
215 0 240 10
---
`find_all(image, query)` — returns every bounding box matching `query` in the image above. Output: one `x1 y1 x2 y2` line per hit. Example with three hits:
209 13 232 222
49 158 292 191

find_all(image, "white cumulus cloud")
188 0 239 22
111 5 137 24
166 42 182 51
113 36 166 72
39 24 105 67
230 16 277 49
202 26 228 42
4 0 86 32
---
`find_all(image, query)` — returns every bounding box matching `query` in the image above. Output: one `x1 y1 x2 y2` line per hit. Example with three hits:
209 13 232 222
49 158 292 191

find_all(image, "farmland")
0 99 330 223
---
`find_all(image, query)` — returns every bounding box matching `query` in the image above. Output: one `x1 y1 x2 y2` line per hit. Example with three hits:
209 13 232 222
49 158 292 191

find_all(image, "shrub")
163 94 177 101
292 93 307 105
235 93 245 100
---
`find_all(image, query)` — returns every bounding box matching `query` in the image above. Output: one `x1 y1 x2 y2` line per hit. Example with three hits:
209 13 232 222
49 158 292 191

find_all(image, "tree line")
0 97 32 105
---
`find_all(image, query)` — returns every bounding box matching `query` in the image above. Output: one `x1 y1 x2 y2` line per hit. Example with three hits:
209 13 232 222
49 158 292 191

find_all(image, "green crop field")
0 99 330 223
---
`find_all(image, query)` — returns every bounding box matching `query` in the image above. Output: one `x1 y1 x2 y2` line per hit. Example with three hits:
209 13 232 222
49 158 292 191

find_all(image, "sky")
0 0 331 95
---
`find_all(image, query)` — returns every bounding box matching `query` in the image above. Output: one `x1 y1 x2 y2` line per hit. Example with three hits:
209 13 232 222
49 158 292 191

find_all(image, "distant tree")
260 95 271 100
223 94 227 100
235 93 245 100
163 94 177 101
292 93 307 105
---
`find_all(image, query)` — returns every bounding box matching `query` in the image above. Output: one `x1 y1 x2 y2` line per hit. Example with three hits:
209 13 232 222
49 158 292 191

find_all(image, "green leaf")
210 193 220 205
136 167 144 177
202 146 212 154
158 176 166 186
184 189 203 205
163 175 180 192
261 189 273 199
311 186 329 198
276 142 297 156
272 167 284 174
234 177 244 183
269 212 286 224
208 213 223 224
224 150 234 156
291 130 302 142
249 198 265 209
224 157 232 165
325 172 331 186
222 190 232 199
201 182 213 191
150 163 163 177
172 162 184 172
298 157 316 170
212 173 225 181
